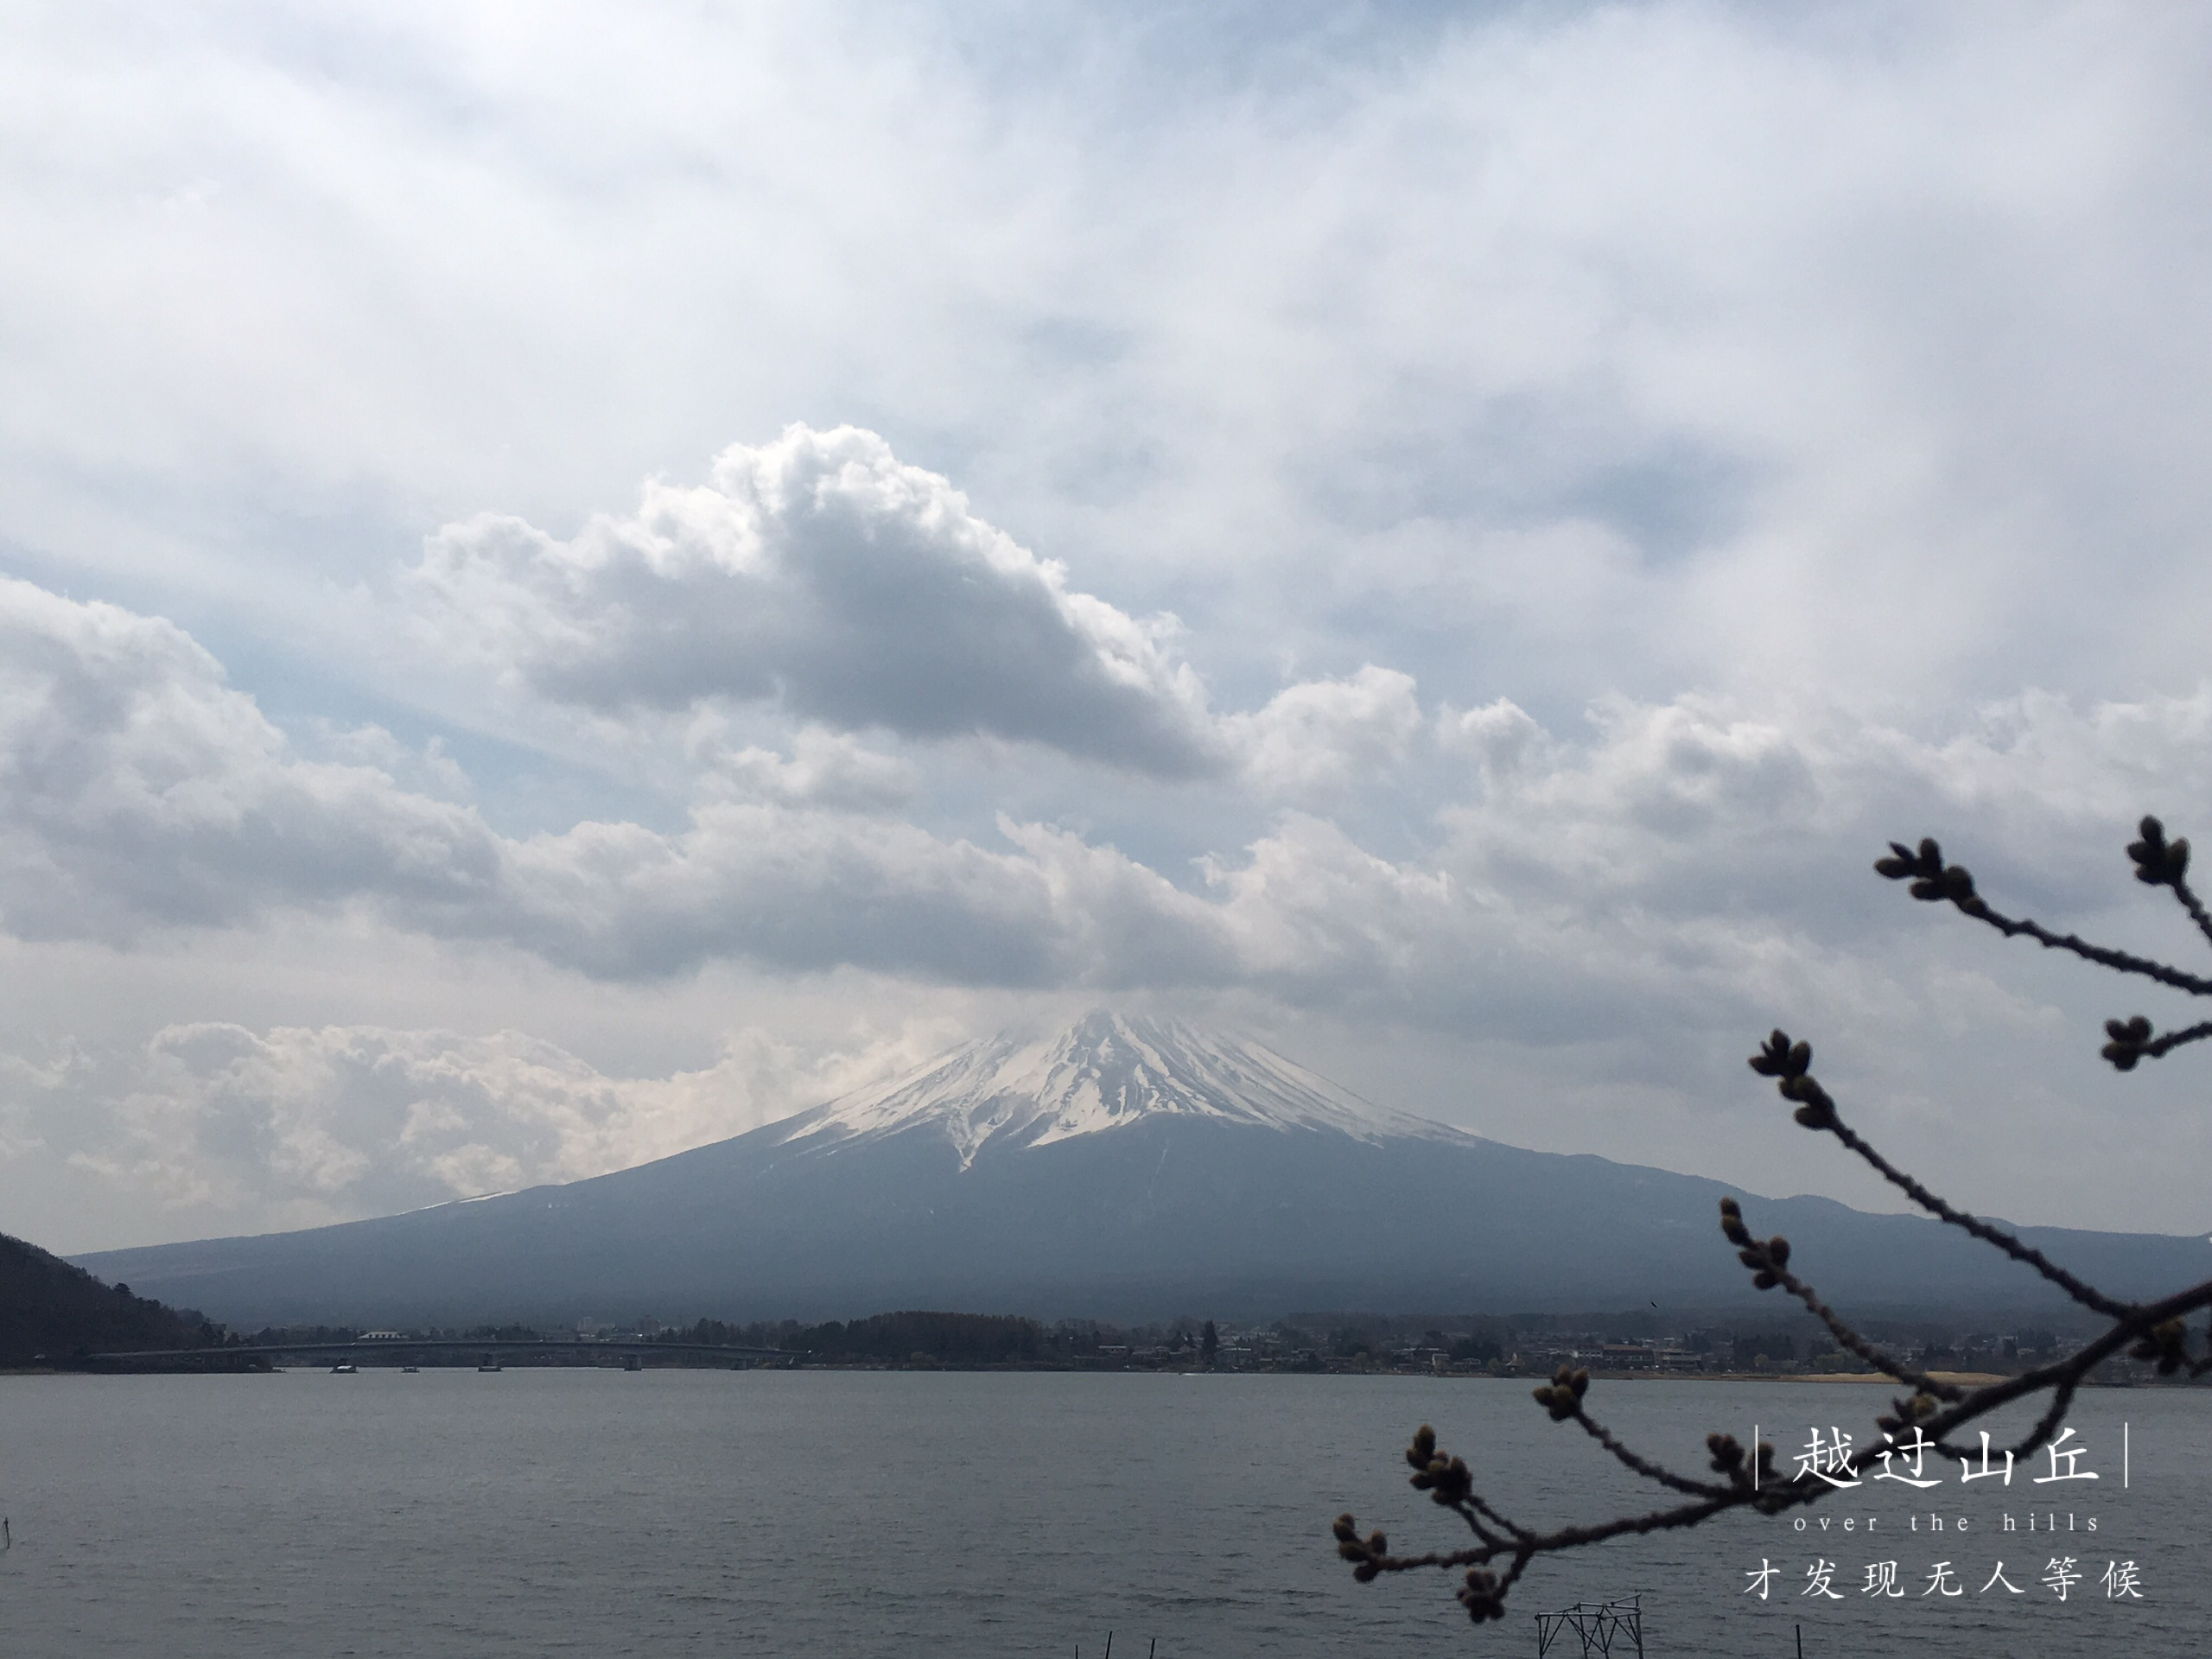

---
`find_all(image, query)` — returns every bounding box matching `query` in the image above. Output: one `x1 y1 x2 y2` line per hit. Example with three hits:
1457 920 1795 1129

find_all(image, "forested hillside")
2 1229 223 1365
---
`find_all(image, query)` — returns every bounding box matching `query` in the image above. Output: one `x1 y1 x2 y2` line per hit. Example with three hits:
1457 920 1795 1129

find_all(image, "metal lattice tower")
1532 1594 1643 1657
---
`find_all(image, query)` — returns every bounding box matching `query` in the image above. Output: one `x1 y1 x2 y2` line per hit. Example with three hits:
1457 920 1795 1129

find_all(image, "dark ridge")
1 1228 225 1366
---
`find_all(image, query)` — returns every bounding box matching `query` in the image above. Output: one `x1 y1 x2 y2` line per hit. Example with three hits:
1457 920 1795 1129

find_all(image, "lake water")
0 1370 2201 1656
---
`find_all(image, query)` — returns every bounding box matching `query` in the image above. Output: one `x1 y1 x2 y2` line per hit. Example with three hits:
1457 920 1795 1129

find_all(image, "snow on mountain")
766 1009 1465 1168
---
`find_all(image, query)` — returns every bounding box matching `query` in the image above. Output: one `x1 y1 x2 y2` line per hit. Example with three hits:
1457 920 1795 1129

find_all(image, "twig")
1718 1205 1963 1402
1748 1033 2133 1321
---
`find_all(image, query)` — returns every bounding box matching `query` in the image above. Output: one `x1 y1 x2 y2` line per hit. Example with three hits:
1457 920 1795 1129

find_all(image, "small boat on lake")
330 1362 358 1374
477 1357 503 1372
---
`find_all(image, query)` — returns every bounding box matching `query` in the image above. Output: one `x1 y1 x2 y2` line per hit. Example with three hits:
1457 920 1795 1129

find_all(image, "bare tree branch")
1748 1035 2134 1319
1718 1197 1964 1401
1334 817 2211 1631
2126 817 2212 954
2104 1014 2212 1069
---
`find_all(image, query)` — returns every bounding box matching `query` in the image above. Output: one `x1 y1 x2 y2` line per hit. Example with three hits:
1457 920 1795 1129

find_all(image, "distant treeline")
10 1252 2089 1374
1 1230 225 1366
1281 1311 2077 1363
672 1311 1048 1363
665 1312 1236 1364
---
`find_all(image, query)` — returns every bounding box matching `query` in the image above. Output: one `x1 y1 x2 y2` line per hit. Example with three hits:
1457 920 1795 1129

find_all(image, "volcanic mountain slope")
74 1011 2212 1327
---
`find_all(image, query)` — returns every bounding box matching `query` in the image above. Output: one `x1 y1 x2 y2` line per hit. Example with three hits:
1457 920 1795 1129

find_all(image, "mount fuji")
75 1011 2210 1327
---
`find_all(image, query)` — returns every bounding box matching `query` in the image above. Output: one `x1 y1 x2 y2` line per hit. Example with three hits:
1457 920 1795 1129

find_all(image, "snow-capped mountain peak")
768 1009 1463 1168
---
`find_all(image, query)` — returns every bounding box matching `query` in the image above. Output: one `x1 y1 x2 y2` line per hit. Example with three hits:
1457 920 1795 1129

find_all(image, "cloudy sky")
7 1 2212 1255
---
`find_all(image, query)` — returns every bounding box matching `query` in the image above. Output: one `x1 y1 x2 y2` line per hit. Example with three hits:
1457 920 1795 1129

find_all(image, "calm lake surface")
0 1370 2200 1656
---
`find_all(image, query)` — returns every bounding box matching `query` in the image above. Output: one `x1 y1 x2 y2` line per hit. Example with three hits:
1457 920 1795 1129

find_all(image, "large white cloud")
408 424 1221 774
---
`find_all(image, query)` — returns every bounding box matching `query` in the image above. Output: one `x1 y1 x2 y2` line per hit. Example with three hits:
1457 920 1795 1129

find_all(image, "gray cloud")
0 574 1233 984
0 576 502 942
17 566 2211 1028
1217 665 1422 795
67 1020 944 1227
688 721 918 812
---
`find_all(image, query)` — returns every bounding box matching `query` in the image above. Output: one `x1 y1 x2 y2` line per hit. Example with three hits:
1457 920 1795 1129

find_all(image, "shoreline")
8 1362 2169 1389
1557 1368 2011 1386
